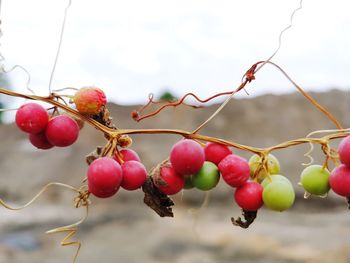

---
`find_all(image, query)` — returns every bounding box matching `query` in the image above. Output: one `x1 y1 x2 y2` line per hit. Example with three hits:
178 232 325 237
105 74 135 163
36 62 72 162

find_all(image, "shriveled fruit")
218 154 250 187
45 115 79 147
192 161 220 191
338 136 350 167
249 154 280 182
15 103 49 134
157 165 184 195
204 142 232 165
329 164 350 197
28 133 54 150
113 149 141 164
87 157 123 198
234 181 263 211
263 180 295 211
261 174 292 188
170 139 205 176
74 86 107 115
121 161 147 191
300 165 330 196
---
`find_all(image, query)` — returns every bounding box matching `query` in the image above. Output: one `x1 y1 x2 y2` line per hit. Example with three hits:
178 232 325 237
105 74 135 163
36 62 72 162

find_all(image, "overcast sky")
1 0 350 106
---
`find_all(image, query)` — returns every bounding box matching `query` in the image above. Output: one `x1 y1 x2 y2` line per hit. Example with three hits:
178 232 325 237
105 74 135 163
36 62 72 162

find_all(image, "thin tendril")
1 65 34 95
46 205 89 263
0 182 89 263
194 1 304 134
254 0 303 75
52 87 79 93
48 0 72 94
0 182 78 210
303 128 349 165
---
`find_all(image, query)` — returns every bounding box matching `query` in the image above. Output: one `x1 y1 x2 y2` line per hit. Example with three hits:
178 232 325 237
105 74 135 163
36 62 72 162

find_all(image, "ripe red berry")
113 149 141 164
204 142 232 165
87 157 123 198
45 115 79 147
15 103 49 134
218 154 250 187
28 133 54 150
88 183 118 198
329 164 350 197
170 139 205 176
234 181 263 211
157 165 185 195
121 161 147 191
338 136 350 167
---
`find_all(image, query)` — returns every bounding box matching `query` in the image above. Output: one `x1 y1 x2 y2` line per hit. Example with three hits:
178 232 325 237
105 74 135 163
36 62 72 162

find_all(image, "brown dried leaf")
231 210 257 229
142 177 174 218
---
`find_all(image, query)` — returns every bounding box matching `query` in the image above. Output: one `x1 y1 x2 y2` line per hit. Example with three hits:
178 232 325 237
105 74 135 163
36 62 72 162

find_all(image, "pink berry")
157 165 185 195
121 161 147 191
87 157 123 198
74 86 107 115
28 133 54 150
234 181 263 211
45 115 79 147
338 136 350 167
218 154 250 187
113 149 141 164
88 183 118 198
204 142 232 165
15 103 49 134
329 164 350 197
170 139 205 176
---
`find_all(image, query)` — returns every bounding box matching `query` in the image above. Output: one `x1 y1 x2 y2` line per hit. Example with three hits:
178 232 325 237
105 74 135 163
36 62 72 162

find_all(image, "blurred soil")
1 90 350 262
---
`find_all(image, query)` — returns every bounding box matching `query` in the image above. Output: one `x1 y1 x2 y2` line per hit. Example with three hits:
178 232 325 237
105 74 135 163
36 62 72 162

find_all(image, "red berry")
113 149 141 164
87 157 123 198
204 142 232 165
157 165 185 195
170 139 205 176
74 86 107 115
28 133 54 150
218 154 250 187
88 183 118 198
121 161 147 191
234 181 263 211
329 164 350 197
338 136 350 167
15 103 49 134
45 115 79 147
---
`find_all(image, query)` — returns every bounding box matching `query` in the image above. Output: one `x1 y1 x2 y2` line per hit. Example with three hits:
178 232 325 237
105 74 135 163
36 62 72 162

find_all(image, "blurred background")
1 0 350 262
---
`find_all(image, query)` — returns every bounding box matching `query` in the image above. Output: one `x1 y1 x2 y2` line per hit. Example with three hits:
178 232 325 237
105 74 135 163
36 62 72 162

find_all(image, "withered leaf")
142 176 174 217
231 210 257 229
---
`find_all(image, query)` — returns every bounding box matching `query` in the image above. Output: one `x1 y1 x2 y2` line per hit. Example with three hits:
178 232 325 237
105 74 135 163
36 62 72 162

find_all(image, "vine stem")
0 87 349 156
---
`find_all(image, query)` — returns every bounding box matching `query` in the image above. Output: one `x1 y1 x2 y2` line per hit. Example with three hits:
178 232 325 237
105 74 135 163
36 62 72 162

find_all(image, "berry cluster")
299 136 350 200
153 139 295 213
87 149 147 198
15 103 80 149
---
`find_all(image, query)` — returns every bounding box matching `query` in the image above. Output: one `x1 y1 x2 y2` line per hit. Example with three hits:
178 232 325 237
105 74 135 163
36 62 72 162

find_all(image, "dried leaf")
231 210 257 229
142 177 174 217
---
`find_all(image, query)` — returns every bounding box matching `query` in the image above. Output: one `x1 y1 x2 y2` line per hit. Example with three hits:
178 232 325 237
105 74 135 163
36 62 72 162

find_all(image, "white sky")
1 0 350 105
